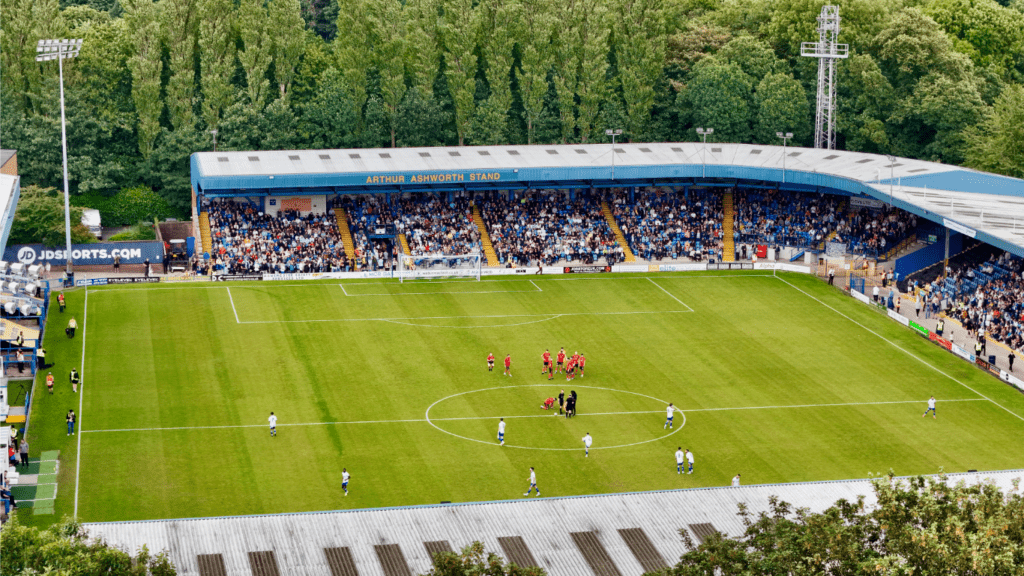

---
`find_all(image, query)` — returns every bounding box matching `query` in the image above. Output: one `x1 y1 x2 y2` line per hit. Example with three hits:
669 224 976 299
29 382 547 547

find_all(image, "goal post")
397 252 483 282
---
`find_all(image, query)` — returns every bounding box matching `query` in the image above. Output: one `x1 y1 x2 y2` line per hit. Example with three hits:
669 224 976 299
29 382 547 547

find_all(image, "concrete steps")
722 192 735 262
471 205 501 267
600 201 635 263
335 208 357 258
199 211 212 255
398 233 411 256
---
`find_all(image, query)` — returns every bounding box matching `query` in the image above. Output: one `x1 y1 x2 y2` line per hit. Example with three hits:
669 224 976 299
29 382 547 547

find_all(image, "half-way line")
646 278 694 312
80 399 984 433
775 275 1024 423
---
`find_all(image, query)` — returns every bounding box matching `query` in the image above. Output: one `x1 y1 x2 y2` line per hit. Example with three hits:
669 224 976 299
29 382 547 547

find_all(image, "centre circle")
424 384 685 450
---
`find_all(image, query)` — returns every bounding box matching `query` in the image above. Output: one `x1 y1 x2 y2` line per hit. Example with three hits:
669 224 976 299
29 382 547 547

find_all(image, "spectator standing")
144 258 151 278
18 439 28 466
15 350 25 373
1010 353 1016 372
36 347 45 369
57 292 65 312
66 317 77 338
15 331 24 348
70 368 80 393
67 410 76 436
113 254 121 272
732 473 741 487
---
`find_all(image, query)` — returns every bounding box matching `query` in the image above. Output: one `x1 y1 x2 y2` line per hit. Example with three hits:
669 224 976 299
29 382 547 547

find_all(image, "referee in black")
558 389 565 415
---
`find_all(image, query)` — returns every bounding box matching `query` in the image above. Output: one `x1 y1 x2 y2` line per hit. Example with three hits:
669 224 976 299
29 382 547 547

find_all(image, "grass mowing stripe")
79 400 985 433
775 274 1024 423
237 310 693 325
73 288 88 519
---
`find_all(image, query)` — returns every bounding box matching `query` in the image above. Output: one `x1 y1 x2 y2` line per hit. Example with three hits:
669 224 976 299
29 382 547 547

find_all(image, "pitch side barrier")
848 286 1024 393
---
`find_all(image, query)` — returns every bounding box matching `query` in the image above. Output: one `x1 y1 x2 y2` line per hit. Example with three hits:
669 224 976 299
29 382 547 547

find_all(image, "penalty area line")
646 278 694 312
775 275 1024 423
79 399 983 434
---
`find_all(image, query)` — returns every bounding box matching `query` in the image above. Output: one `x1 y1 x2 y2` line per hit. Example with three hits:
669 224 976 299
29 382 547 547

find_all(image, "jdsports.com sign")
4 241 165 266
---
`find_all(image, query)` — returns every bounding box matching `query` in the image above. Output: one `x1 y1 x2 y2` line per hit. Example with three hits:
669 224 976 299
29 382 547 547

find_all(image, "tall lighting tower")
801 6 848 150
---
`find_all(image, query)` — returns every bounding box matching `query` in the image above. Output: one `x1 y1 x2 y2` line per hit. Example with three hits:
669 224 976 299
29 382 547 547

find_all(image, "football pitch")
32 271 1024 523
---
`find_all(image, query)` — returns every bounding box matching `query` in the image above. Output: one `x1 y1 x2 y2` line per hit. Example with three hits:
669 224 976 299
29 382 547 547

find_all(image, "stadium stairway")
199 211 212 255
600 201 636 263
335 208 357 258
398 233 411 256
471 205 501 267
722 192 735 262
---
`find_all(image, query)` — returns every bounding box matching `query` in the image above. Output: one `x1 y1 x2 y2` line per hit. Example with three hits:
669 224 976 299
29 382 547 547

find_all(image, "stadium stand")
337 195 397 271
732 189 843 251
393 194 480 257
479 191 623 267
835 207 919 258
611 188 723 262
206 200 349 274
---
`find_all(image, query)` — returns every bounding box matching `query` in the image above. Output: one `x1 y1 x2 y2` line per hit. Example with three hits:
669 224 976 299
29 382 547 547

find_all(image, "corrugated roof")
85 470 1024 576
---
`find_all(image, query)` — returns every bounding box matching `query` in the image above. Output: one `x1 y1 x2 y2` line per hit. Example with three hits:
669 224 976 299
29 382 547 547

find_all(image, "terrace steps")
722 192 735 262
398 233 411 257
600 201 635 263
335 208 357 258
471 205 501 267
199 212 212 255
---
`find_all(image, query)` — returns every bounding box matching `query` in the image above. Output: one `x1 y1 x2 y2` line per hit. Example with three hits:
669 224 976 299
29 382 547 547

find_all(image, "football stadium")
3 139 1024 575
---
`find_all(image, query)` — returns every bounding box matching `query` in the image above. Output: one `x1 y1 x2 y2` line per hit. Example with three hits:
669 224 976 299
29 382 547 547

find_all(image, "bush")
10 185 97 246
77 185 174 227
109 223 157 241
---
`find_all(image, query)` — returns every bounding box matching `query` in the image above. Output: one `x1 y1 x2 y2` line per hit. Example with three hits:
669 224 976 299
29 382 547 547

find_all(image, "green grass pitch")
25 271 1024 524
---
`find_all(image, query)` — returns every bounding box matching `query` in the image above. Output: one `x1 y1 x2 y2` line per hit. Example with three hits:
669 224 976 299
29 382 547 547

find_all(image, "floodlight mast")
776 132 793 183
801 6 848 150
36 39 83 275
696 127 713 178
605 129 622 180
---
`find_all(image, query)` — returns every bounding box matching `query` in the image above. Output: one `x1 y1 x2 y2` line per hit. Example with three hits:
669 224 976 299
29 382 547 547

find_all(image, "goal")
397 252 483 282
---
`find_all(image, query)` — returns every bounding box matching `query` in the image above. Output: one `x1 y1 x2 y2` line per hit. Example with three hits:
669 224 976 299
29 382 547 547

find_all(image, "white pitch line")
776 275 1024 423
341 288 542 297
79 399 983 434
73 288 88 519
339 283 350 296
529 279 543 292
236 309 692 325
226 287 240 323
646 278 694 311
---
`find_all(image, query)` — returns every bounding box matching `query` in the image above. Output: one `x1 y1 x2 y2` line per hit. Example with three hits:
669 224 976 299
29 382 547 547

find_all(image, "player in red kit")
556 348 566 373
566 357 576 381
487 353 495 372
541 350 551 375
504 354 512 377
578 353 586 377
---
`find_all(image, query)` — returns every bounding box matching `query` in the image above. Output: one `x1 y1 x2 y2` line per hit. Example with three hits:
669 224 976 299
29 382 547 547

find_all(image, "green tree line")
2 0 1024 216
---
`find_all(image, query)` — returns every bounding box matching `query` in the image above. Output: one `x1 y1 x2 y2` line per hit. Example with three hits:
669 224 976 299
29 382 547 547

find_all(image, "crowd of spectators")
479 191 623 267
733 189 842 249
207 200 351 274
338 195 398 271
394 194 480 256
611 188 723 261
832 207 918 256
924 250 1024 351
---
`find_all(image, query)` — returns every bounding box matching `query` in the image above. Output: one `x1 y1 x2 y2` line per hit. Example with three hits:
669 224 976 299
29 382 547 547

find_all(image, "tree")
837 53 894 153
752 73 810 145
716 36 785 82
611 0 666 141
0 516 176 575
199 0 236 131
122 0 163 157
239 0 274 109
364 0 412 147
269 0 307 99
161 0 200 130
888 72 988 164
925 0 1024 79
145 127 210 212
298 67 360 149
0 0 65 114
477 0 518 144
661 473 1024 575
334 0 373 125
685 60 753 143
873 7 969 90
438 0 480 145
9 186 96 246
424 541 546 576
965 84 1024 178
514 0 556 145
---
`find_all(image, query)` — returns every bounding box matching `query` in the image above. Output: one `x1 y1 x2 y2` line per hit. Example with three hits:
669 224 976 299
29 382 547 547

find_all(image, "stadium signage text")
364 172 502 185
4 241 165 266
563 266 611 274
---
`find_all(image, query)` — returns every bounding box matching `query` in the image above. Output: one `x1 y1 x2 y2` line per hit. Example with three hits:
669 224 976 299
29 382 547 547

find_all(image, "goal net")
397 252 483 282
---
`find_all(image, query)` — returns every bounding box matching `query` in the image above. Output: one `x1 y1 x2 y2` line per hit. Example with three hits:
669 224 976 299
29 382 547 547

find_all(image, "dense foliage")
2 0 1024 214
9 185 97 247
0 516 177 575
661 472 1024 575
